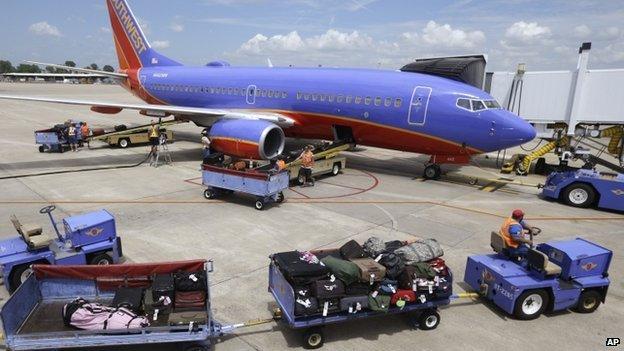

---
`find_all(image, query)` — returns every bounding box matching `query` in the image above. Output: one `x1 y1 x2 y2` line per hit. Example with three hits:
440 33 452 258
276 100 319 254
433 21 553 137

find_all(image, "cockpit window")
484 100 501 109
456 98 471 110
472 100 486 111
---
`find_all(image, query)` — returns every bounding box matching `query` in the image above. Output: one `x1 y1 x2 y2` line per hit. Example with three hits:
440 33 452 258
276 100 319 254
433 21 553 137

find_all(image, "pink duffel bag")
63 298 150 330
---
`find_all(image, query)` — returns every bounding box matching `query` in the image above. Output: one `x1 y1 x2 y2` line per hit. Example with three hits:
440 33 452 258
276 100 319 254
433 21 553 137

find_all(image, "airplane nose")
493 111 537 147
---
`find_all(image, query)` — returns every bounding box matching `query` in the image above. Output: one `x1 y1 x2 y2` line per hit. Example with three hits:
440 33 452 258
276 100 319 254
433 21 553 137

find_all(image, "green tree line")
0 60 115 74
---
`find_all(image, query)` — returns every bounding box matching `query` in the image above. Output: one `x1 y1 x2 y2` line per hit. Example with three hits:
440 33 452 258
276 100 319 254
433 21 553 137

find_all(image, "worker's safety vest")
149 126 159 138
81 126 89 137
499 217 520 248
277 160 286 171
301 152 314 168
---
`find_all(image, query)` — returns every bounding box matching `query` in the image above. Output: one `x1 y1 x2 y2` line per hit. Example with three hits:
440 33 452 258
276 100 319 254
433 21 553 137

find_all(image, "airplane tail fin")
105 0 182 70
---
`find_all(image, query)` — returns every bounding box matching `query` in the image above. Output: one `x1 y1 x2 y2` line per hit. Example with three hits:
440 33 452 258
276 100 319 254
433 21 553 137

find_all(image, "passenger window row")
148 83 288 99
296 92 403 108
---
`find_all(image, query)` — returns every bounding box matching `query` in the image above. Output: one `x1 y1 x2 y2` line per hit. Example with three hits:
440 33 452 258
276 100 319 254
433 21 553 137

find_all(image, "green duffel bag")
320 256 360 285
368 294 391 312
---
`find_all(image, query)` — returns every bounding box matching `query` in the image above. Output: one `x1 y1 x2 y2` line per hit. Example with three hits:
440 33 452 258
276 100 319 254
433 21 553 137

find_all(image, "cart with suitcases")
201 163 289 210
268 239 456 349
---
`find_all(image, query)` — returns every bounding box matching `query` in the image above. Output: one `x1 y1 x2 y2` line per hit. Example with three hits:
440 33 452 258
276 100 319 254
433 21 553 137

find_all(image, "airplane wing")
25 61 127 79
0 95 296 127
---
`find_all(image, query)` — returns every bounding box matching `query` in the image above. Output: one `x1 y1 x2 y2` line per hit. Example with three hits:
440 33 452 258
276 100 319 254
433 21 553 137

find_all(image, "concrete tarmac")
0 83 622 351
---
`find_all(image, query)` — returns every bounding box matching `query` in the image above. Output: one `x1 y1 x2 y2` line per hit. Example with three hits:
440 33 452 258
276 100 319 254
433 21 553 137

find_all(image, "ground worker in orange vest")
499 209 537 260
276 156 286 171
81 122 91 149
298 145 315 186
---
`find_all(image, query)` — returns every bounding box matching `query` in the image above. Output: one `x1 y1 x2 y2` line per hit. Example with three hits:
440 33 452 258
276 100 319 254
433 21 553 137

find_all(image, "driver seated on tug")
499 209 539 261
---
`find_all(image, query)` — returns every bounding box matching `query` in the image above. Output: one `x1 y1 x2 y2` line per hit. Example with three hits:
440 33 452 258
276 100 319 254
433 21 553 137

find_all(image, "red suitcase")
390 289 416 305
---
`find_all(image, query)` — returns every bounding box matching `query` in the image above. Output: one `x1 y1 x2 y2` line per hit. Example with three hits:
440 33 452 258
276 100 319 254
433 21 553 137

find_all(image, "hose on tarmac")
0 151 153 180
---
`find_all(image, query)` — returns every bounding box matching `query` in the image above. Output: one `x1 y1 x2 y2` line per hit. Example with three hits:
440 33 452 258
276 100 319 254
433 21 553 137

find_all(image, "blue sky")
1 0 623 71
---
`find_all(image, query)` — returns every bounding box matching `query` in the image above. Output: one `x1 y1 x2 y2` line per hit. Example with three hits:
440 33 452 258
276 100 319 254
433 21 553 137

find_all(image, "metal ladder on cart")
150 133 172 167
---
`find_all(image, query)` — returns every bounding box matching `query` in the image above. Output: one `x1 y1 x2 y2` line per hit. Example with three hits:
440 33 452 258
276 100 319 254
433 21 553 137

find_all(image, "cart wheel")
574 290 601 313
89 253 113 265
203 188 217 200
277 192 285 203
331 162 341 176
118 138 130 148
38 145 44 153
417 309 440 330
302 327 324 349
514 289 548 320
8 264 33 293
255 200 265 210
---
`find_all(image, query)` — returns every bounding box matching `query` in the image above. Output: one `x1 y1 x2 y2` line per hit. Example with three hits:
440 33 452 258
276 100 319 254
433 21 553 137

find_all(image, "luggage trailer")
268 248 476 349
0 260 263 351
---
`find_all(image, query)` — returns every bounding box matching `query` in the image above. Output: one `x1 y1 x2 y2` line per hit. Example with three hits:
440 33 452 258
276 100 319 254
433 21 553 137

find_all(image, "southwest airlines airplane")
0 0 536 179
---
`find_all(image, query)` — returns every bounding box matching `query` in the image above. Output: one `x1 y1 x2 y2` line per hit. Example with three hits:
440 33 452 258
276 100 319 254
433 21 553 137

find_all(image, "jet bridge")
486 42 624 172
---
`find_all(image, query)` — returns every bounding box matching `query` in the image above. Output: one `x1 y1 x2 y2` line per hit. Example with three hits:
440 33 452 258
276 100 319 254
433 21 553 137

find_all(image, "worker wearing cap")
499 209 534 259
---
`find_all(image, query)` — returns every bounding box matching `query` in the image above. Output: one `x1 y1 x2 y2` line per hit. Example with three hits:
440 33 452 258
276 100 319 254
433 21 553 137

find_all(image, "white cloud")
29 21 62 37
504 21 551 43
574 25 591 38
100 27 111 33
307 29 375 50
170 23 184 32
152 40 171 49
418 20 485 49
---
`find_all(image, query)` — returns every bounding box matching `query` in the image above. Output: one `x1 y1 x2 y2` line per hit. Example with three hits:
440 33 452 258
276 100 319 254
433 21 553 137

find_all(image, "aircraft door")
408 86 432 125
246 85 257 104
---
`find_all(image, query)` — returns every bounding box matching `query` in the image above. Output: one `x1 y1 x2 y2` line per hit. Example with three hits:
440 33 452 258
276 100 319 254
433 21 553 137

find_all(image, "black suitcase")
174 271 207 292
313 279 345 298
152 273 175 303
112 287 145 313
272 251 330 285
345 282 371 296
319 298 340 316
294 297 319 316
339 240 366 259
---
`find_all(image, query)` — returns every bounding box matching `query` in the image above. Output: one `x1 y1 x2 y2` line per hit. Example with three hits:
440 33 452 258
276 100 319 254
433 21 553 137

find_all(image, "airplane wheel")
563 183 596 208
514 289 548 320
423 164 441 180
574 290 601 313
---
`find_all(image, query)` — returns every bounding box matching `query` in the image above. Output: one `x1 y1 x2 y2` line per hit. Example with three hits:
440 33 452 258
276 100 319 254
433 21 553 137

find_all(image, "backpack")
63 298 149 330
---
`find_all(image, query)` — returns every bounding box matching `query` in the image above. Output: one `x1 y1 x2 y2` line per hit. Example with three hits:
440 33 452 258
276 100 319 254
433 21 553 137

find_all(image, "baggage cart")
268 251 454 349
1 260 224 351
201 163 289 210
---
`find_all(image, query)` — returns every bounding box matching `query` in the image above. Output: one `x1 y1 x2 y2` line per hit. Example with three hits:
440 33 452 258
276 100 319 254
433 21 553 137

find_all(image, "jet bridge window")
456 98 471 111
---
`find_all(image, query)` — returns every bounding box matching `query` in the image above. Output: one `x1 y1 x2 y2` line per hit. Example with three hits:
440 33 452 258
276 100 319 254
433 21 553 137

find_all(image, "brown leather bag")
174 291 206 309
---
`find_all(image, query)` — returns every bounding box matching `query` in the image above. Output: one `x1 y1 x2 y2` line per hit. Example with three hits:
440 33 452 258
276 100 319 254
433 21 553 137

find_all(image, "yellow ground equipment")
501 136 569 175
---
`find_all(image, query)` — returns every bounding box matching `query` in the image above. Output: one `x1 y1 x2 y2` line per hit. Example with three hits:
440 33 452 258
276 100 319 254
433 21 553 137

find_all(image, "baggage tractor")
273 251 330 285
320 256 360 285
112 287 145 313
339 240 366 259
350 258 386 283
313 279 345 298
339 296 369 313
175 290 206 309
295 297 319 316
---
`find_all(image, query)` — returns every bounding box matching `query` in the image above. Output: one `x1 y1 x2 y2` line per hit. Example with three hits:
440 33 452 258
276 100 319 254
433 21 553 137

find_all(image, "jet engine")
209 119 285 160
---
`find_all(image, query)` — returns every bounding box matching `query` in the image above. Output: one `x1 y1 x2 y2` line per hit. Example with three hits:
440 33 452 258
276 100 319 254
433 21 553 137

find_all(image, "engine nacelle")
209 119 285 160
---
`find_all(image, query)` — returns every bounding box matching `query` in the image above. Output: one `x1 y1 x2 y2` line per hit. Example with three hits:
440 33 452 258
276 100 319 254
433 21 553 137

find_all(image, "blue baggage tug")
35 121 84 153
0 205 123 292
541 168 624 212
465 232 612 320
